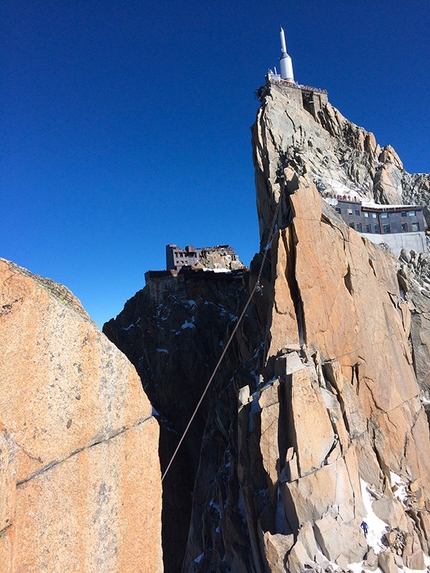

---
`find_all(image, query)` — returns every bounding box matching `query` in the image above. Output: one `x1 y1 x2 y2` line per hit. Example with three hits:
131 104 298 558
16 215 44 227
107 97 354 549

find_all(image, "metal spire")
279 27 295 82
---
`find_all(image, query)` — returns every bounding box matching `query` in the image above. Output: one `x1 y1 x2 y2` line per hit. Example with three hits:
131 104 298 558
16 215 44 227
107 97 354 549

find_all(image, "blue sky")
2 0 430 327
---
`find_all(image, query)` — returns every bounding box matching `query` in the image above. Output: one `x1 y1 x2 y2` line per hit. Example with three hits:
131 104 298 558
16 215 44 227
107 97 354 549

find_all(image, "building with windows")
166 244 239 270
326 198 427 254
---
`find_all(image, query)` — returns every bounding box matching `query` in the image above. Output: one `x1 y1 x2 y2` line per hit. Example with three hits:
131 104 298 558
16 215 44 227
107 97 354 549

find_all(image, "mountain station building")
325 197 427 254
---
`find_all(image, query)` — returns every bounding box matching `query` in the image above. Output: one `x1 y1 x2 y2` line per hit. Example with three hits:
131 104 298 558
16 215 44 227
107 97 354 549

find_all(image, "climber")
360 521 369 537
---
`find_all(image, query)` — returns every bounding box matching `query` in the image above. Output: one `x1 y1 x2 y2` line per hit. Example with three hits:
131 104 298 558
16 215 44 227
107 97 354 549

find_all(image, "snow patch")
209 499 221 517
181 321 195 329
201 267 232 273
348 563 383 573
390 472 407 505
156 348 169 354
360 479 389 554
193 553 204 563
325 177 363 199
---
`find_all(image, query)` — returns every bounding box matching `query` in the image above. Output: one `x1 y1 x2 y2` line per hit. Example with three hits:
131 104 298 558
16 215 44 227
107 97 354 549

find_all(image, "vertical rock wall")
103 269 261 573
243 85 430 568
179 85 430 571
0 259 163 572
99 83 430 572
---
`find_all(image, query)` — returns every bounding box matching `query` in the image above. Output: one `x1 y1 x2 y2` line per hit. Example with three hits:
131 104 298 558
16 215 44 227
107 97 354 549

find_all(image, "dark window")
412 222 420 232
357 223 362 232
383 224 391 234
401 223 408 232
374 224 379 233
366 224 371 233
335 207 341 213
401 212 407 217
355 210 360 216
349 222 355 229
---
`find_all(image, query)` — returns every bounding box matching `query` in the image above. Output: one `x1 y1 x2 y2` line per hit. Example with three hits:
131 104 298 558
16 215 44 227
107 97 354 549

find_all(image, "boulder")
402 530 425 570
378 550 399 573
287 538 320 573
372 497 409 531
263 531 294 573
314 514 367 564
363 547 379 571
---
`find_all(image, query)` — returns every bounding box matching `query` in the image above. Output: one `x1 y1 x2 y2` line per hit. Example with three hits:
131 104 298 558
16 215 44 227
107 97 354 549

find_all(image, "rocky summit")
104 81 430 573
2 79 430 572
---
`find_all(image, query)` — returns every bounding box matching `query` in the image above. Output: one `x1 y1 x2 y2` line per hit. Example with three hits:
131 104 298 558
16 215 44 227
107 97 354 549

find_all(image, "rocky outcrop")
246 81 430 569
0 258 162 572
250 171 430 570
102 83 430 572
253 82 430 219
103 268 261 573
193 247 246 271
397 249 430 403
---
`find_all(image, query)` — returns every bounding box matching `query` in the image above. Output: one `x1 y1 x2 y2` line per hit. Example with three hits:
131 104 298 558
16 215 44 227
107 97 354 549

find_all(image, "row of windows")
336 207 417 218
174 251 197 258
348 222 420 233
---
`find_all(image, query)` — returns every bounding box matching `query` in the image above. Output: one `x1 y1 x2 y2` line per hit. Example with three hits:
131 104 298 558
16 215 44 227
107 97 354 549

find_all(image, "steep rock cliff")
104 83 430 572
103 269 261 573
254 82 430 224
0 259 163 573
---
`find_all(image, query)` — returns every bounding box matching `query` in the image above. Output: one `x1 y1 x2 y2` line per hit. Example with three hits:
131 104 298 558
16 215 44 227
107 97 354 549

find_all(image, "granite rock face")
397 249 430 401
253 82 430 232
103 268 261 573
246 82 430 570
103 83 430 572
0 259 163 573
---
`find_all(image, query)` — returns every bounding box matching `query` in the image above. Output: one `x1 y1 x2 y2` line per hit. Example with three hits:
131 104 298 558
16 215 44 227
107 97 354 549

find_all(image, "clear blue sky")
2 1 429 327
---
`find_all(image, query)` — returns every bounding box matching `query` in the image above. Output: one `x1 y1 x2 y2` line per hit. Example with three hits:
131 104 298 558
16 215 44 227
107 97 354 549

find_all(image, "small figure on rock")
360 520 369 537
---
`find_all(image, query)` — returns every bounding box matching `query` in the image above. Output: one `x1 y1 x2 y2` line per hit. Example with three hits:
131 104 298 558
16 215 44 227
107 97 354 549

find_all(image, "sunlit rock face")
241 82 430 571
103 83 430 572
253 82 430 234
0 258 163 573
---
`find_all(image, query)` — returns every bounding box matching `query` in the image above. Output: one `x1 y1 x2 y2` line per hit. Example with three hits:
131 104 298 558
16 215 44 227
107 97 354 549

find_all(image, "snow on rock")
360 479 389 554
390 471 408 506
193 553 204 564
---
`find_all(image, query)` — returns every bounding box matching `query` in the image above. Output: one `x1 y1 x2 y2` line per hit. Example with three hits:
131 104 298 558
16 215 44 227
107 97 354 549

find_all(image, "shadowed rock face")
103 268 262 573
0 258 163 573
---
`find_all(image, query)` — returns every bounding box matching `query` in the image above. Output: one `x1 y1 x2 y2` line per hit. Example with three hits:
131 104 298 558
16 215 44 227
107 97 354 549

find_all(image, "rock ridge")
102 82 430 572
253 83 430 234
